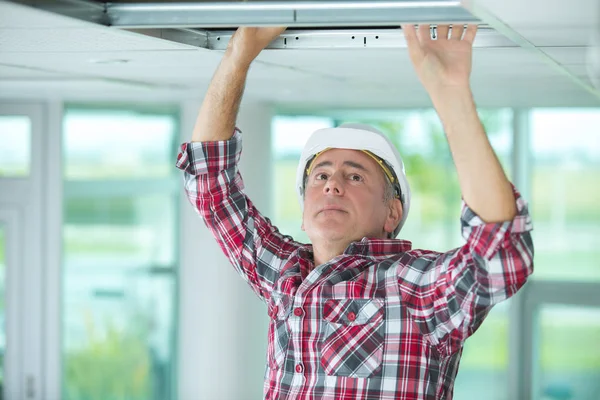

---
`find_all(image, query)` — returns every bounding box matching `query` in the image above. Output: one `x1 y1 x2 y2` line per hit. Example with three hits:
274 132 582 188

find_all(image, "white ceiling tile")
0 27 198 53
541 47 588 65
561 64 596 79
0 79 192 101
0 1 96 29
0 50 220 71
0 64 67 78
511 26 594 47
469 0 599 27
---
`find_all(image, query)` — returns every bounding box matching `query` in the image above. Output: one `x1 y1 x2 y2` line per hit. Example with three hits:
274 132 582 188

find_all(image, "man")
176 24 534 399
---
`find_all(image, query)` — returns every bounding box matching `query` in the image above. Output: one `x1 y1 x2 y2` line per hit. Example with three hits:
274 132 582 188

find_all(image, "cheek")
357 194 384 216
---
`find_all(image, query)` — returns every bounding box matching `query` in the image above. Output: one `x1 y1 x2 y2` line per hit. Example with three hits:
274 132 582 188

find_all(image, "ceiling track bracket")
10 0 481 28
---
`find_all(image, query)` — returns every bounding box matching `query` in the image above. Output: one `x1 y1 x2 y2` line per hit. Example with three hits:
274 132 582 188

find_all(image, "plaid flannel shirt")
176 129 534 400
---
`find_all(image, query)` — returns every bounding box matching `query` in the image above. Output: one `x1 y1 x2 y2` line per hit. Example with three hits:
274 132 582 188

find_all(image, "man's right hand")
225 27 287 67
191 26 285 143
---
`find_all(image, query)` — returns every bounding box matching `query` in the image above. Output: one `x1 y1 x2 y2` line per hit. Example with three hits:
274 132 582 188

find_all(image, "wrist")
428 84 473 103
222 49 254 71
428 85 478 129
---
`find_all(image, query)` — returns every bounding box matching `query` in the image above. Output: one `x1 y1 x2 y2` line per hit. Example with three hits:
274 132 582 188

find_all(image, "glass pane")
62 108 178 400
63 194 177 400
537 304 600 400
454 300 510 399
63 110 176 180
531 109 600 281
0 225 5 388
0 116 31 177
63 195 176 265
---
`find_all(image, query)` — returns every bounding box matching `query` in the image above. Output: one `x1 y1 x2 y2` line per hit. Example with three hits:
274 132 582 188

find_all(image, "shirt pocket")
320 298 385 378
267 293 292 370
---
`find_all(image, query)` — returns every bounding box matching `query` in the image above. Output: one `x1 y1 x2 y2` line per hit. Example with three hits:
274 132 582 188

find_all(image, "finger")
450 24 464 40
463 24 478 44
402 24 419 46
436 24 450 40
402 24 424 59
417 24 432 43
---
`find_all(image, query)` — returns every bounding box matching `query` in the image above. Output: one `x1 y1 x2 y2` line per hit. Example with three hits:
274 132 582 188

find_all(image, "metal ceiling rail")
129 26 515 50
11 0 509 51
10 0 480 28
107 1 480 28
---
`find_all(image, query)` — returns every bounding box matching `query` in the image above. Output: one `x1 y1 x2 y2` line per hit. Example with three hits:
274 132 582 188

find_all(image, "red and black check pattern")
176 130 535 400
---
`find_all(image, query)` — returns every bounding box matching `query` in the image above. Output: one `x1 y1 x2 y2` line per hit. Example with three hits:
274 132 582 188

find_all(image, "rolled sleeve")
460 184 533 262
401 184 534 356
176 128 242 177
176 128 299 303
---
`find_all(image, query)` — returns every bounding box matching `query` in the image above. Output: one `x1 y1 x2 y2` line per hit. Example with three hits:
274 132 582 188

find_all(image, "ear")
383 198 403 235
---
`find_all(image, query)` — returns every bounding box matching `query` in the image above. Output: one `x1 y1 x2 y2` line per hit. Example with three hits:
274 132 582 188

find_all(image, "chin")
317 226 363 243
306 225 349 243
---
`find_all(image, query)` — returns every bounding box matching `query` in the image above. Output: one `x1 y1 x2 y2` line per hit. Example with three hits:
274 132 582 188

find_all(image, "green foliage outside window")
64 311 151 400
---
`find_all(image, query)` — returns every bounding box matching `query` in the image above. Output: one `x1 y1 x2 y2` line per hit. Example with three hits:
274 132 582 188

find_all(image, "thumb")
257 26 287 45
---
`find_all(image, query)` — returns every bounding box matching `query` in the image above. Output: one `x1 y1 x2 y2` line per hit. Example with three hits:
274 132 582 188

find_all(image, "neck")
312 239 350 267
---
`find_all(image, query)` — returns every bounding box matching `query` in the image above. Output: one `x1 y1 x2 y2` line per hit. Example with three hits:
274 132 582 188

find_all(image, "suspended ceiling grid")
0 0 598 107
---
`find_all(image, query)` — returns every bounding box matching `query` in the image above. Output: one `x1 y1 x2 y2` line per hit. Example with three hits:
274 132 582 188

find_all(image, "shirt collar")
343 237 413 256
298 237 412 261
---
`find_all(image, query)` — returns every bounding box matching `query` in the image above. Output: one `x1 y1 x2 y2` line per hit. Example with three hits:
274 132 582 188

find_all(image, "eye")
315 172 328 181
349 174 363 182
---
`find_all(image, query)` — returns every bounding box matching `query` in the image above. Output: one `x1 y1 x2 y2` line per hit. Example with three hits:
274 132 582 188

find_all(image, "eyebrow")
311 160 369 173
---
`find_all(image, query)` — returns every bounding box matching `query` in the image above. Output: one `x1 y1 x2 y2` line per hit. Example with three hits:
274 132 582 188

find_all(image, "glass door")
0 209 23 399
1 103 45 399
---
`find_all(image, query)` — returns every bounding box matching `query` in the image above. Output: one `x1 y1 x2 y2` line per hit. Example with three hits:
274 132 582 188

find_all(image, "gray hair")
382 173 397 204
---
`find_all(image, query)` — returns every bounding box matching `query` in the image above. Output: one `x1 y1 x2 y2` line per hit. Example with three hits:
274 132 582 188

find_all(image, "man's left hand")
402 24 478 95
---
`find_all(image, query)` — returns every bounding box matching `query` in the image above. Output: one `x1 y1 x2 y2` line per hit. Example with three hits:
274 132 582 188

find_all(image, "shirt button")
295 364 303 373
347 311 356 322
294 307 303 317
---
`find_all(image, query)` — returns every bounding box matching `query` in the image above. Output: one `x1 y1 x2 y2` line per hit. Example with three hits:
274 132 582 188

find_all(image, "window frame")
59 104 182 400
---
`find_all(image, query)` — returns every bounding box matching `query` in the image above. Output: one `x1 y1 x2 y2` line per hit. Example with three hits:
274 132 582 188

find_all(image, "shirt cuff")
460 184 533 260
175 128 242 175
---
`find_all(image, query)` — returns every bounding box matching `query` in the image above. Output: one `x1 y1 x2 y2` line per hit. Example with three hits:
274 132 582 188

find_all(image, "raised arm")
191 27 286 142
403 24 516 223
178 27 300 303
397 24 534 355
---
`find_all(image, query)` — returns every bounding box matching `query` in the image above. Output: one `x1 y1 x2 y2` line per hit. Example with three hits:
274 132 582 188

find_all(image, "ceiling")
0 0 598 108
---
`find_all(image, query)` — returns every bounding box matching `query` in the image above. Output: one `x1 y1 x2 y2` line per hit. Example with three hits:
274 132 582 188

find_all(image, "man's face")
301 148 401 245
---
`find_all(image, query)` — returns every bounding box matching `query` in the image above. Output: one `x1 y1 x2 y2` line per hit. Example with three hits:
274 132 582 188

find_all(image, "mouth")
319 206 347 214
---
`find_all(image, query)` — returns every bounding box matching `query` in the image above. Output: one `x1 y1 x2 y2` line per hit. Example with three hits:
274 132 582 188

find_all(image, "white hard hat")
296 123 411 238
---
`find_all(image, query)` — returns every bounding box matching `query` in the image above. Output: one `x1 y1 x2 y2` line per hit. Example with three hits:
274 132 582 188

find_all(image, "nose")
323 174 344 196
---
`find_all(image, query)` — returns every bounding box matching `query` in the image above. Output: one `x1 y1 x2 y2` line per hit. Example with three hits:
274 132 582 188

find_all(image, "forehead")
311 148 379 170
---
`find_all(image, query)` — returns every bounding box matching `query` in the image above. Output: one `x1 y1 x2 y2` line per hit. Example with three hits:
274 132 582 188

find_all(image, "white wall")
178 99 274 400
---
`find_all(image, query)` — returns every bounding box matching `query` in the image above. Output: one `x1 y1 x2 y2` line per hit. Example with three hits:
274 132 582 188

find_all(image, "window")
64 110 175 180
536 305 600 400
0 116 31 177
62 107 179 400
531 109 600 282
0 225 4 388
272 110 514 400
